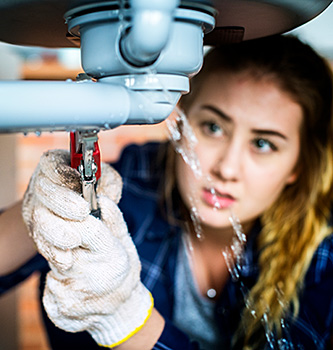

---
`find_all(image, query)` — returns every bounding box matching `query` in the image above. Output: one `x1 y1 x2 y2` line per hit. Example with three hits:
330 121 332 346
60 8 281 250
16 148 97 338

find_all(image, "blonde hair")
167 35 333 348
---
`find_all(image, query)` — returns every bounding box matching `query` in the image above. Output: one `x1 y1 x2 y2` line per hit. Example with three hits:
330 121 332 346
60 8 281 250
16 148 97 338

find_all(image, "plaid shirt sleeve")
152 319 200 350
0 207 46 294
281 234 333 349
0 254 48 294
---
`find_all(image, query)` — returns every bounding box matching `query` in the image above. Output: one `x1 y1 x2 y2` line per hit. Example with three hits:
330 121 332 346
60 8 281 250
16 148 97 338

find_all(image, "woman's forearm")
0 200 37 275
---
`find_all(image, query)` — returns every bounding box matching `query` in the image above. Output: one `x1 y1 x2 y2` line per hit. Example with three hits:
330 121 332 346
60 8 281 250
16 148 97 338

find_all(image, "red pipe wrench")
70 130 101 217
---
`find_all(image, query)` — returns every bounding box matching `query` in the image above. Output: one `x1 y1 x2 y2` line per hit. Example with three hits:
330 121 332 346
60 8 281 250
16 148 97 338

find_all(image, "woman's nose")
212 139 242 182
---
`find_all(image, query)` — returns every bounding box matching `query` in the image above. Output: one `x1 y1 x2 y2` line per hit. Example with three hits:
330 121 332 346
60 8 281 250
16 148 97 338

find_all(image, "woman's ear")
286 168 299 185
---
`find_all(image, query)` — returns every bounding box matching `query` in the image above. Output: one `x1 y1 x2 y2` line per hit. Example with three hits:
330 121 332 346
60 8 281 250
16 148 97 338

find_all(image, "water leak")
221 210 247 282
222 215 295 349
118 0 127 23
166 107 202 179
166 106 205 243
189 205 204 241
262 310 276 349
278 318 295 350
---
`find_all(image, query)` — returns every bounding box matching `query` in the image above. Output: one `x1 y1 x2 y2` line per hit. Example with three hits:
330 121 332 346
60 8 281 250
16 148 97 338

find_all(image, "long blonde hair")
165 35 333 348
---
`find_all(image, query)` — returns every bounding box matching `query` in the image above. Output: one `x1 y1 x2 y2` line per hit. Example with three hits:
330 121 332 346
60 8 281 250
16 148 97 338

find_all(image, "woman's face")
176 72 302 232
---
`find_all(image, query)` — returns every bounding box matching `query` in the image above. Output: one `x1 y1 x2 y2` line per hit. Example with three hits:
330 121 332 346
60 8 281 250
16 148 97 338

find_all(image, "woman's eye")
252 138 277 153
201 121 224 137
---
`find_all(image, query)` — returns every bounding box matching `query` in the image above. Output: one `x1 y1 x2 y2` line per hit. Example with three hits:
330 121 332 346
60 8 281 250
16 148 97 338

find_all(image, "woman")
169 34 333 349
0 34 332 349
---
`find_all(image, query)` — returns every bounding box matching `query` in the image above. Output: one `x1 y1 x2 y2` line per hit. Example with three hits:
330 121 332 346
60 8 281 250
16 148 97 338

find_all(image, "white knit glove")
22 150 154 348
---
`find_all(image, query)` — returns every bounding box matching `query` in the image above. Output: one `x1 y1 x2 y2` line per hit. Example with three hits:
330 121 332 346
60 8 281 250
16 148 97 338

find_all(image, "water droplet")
222 248 239 282
261 310 278 349
221 211 247 282
278 338 293 350
189 206 204 241
35 130 41 137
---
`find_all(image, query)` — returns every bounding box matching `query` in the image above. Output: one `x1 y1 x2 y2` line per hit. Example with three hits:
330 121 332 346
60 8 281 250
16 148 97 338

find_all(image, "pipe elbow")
121 0 180 66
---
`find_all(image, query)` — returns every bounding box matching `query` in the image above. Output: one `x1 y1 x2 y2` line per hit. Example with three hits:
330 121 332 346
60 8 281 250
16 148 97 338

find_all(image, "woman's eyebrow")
201 104 232 122
201 105 288 140
252 129 288 140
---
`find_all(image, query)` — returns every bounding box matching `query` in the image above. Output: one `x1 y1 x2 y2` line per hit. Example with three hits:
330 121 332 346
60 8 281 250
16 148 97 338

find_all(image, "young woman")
0 34 332 349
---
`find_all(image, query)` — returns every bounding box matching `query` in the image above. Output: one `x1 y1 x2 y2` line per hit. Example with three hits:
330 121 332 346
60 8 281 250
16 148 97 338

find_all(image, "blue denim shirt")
1 142 333 349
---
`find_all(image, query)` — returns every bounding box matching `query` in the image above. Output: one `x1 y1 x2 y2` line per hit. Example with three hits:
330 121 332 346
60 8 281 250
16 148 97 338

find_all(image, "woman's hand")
22 150 157 348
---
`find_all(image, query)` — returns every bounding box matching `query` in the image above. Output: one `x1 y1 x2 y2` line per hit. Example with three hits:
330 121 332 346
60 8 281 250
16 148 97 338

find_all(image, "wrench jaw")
70 130 101 218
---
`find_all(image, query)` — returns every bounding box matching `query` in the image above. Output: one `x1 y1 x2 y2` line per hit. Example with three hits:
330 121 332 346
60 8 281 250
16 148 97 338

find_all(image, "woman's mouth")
202 188 236 209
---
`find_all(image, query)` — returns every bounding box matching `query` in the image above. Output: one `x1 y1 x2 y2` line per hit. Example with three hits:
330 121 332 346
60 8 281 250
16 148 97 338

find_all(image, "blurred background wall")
0 42 22 350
